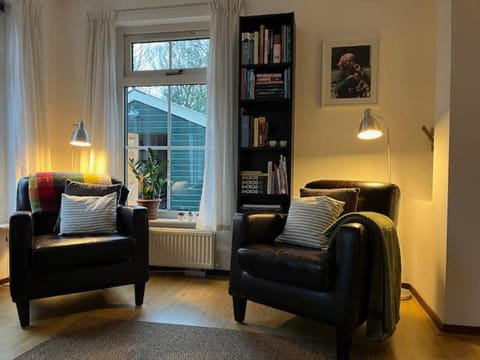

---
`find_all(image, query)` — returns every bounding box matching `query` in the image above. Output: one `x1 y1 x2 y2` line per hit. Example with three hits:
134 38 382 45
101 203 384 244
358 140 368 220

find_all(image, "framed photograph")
321 39 378 106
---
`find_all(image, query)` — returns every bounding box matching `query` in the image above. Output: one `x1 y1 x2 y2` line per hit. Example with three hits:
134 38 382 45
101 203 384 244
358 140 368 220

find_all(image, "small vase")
137 199 161 220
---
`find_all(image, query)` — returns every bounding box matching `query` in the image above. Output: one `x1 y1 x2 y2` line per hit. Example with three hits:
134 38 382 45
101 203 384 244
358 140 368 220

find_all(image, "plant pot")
137 199 161 220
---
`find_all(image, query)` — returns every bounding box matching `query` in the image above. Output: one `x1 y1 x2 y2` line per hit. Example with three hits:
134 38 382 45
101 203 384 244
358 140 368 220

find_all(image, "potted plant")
128 148 168 219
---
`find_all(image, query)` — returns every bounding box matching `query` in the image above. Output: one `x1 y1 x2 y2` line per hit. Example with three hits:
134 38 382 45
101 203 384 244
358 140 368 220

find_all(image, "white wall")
0 7 7 224
445 0 480 326
41 0 480 326
0 8 8 279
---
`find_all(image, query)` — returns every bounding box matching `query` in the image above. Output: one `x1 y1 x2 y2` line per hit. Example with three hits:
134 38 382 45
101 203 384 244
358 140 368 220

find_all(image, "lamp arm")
373 113 392 183
386 124 391 183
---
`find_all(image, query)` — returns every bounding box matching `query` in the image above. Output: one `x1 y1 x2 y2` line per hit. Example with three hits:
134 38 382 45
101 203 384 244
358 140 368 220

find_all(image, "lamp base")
401 288 412 301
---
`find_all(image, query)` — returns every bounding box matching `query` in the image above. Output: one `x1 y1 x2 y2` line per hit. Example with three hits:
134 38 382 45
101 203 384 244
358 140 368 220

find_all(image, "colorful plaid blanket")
28 172 112 214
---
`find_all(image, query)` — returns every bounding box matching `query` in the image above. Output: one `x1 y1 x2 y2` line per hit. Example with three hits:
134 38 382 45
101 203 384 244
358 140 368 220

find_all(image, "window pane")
171 39 209 69
170 150 204 211
132 41 169 71
170 84 206 211
127 86 169 147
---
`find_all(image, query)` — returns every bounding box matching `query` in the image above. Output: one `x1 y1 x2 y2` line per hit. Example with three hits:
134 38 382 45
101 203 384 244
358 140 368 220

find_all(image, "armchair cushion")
54 181 123 233
300 187 360 215
274 196 344 249
238 243 334 291
59 192 117 234
65 179 122 198
32 233 135 271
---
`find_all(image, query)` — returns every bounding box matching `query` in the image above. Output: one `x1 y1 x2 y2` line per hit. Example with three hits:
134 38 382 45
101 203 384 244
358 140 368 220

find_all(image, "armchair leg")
232 297 247 322
336 327 354 360
134 282 146 306
16 301 30 328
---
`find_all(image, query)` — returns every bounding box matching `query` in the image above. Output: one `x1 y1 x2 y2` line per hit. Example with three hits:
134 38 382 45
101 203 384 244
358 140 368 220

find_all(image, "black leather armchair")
9 176 149 327
229 180 400 359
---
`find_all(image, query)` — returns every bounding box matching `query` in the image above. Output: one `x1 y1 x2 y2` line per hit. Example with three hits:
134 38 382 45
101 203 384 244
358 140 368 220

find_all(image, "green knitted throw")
324 211 401 340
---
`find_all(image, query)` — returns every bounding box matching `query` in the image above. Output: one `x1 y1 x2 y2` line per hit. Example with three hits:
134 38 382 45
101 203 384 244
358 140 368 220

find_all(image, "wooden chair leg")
135 282 146 306
16 301 30 328
232 297 247 322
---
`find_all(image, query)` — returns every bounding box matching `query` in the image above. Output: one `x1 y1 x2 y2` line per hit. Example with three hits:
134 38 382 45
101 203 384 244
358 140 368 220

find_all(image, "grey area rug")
16 317 367 360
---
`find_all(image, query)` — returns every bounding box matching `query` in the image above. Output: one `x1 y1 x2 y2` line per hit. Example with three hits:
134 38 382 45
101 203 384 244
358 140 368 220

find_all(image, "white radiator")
149 228 215 269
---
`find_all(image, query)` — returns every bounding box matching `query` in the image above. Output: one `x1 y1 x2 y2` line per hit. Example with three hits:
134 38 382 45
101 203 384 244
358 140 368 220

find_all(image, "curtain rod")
116 2 208 13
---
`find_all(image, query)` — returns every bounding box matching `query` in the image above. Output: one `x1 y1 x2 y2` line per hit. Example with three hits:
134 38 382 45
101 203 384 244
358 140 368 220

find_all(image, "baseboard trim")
0 277 9 285
404 283 480 335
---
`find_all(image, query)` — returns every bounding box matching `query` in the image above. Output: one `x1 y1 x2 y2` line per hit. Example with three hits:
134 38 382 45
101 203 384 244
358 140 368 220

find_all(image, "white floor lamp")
357 108 412 301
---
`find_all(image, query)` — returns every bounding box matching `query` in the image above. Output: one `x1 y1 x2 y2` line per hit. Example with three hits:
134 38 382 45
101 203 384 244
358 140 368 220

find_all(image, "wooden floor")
1 271 480 359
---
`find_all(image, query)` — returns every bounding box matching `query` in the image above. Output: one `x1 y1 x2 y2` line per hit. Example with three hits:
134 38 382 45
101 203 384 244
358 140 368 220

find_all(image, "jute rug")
16 317 367 359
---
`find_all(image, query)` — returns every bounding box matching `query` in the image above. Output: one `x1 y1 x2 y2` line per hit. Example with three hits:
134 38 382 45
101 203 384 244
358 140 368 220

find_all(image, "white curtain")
5 0 51 217
77 10 121 179
0 10 7 223
197 0 242 231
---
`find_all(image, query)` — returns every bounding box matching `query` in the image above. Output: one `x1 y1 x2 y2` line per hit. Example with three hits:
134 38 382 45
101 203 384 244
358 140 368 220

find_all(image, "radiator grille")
149 228 215 269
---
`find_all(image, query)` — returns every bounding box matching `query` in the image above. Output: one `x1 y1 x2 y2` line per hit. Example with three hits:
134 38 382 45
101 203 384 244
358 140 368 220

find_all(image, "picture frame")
321 38 379 106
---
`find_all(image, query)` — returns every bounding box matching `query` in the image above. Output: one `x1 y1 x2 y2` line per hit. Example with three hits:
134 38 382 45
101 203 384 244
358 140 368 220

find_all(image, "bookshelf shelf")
237 12 294 213
239 146 290 151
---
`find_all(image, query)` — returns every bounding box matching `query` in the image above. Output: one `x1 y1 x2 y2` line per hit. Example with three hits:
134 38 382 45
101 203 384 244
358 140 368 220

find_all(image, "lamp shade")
70 121 91 147
358 108 382 140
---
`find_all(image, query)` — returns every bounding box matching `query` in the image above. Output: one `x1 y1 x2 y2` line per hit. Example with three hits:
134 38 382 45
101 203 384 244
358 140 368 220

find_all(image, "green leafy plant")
128 148 168 200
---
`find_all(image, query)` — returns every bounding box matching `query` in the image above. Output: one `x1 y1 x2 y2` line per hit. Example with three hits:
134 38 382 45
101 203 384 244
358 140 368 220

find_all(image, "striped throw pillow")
274 196 345 249
59 192 117 235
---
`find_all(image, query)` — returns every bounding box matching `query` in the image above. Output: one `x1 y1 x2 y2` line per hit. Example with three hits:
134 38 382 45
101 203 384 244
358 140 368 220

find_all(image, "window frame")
117 23 209 214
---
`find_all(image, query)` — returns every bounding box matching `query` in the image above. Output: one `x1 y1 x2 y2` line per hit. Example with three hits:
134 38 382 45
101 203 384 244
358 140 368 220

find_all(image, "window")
120 28 209 212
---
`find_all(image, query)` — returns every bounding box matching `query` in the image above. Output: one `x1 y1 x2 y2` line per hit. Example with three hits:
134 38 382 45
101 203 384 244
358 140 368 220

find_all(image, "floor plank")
1 271 479 359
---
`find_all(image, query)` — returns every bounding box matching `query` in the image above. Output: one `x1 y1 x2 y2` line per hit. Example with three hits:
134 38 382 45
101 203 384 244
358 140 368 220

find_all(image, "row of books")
240 155 289 196
240 24 292 65
240 115 269 148
241 69 291 100
267 155 288 195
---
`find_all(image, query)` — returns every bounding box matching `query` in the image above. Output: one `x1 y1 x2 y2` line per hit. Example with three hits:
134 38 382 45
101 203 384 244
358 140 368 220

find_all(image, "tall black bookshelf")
237 12 294 213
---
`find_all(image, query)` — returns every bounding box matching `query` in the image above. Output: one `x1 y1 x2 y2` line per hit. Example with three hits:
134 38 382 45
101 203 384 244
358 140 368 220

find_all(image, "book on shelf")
263 28 270 64
259 24 265 64
240 115 249 148
273 34 281 63
240 171 268 195
253 31 259 64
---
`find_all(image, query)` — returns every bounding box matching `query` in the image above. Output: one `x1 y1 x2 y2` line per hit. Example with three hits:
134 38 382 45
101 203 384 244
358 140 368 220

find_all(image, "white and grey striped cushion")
274 196 345 249
59 192 117 235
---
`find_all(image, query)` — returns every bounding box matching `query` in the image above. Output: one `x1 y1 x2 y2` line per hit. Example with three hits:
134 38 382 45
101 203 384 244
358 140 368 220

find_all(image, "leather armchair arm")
117 206 149 267
229 212 287 297
9 211 34 300
331 222 370 328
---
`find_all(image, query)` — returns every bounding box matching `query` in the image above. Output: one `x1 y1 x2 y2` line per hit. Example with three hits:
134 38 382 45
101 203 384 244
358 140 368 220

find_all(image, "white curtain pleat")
77 10 121 179
5 0 51 218
196 0 242 231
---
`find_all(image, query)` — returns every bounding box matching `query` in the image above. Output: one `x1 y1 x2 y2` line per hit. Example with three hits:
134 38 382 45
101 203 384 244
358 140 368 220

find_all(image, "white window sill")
149 218 196 229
